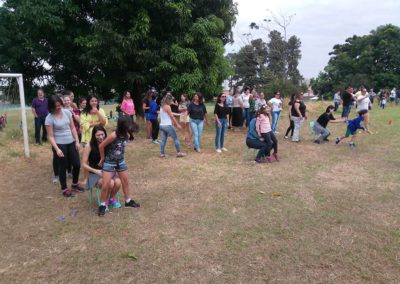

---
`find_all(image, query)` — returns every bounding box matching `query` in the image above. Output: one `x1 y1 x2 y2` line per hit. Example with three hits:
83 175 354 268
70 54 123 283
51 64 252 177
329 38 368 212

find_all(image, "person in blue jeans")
159 94 186 158
188 92 208 153
31 88 48 144
214 92 230 153
268 91 283 133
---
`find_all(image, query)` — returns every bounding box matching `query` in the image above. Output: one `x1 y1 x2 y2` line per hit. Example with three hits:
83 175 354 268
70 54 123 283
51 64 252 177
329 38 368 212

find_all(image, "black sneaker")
125 199 140 208
98 205 107 216
323 138 329 142
313 140 321 144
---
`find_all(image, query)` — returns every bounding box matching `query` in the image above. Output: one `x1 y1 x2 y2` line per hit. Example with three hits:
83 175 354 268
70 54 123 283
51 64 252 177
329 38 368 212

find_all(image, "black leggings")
262 132 278 157
150 119 159 140
54 142 80 190
285 117 294 137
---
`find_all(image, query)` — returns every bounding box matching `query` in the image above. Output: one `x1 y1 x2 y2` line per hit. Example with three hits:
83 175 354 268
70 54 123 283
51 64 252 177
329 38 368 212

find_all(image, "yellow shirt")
80 108 108 144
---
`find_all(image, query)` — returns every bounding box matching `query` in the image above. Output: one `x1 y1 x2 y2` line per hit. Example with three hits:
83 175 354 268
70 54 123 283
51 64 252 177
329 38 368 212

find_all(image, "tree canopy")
311 24 400 95
0 0 238 101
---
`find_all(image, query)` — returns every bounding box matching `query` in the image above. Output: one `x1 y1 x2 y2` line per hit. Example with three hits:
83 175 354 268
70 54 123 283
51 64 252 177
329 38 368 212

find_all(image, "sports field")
0 102 399 283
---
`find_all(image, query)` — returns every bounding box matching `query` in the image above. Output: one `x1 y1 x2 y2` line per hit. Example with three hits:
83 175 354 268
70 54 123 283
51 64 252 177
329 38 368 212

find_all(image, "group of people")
30 83 387 216
32 89 140 216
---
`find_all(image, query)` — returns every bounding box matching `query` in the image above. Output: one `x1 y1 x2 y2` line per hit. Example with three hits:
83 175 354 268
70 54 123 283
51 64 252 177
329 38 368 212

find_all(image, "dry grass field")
0 101 399 283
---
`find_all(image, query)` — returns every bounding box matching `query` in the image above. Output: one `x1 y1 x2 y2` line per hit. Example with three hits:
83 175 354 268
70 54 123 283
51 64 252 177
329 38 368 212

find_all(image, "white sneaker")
216 149 222 153
221 147 228 152
52 176 59 184
275 131 280 134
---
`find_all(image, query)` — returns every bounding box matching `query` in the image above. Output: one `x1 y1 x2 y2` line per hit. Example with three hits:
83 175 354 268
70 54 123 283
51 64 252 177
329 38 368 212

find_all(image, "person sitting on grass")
313 105 345 144
98 115 140 216
82 125 122 209
255 105 279 163
335 109 368 148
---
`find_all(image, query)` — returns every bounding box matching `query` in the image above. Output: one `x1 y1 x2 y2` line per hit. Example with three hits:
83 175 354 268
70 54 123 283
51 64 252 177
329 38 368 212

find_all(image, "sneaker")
275 131 280 134
273 153 279 162
313 140 321 144
62 188 74 198
216 149 222 153
349 143 356 148
98 205 107 216
52 176 59 184
152 140 160 144
125 199 140 208
109 198 121 209
266 156 273 163
71 183 85 193
160 154 165 158
221 147 228 152
67 172 73 179
194 148 201 153
335 137 340 144
284 136 288 139
323 138 329 142
177 152 186 158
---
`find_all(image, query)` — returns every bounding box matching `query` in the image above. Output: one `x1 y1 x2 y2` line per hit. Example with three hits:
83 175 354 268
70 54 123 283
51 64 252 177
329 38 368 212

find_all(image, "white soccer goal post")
0 73 30 157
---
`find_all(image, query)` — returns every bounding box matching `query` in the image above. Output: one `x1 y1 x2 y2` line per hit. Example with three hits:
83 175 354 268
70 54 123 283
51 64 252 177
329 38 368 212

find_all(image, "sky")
226 0 400 79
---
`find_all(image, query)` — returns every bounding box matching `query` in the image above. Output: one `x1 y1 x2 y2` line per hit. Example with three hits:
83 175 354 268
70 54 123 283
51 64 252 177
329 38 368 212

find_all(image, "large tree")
311 24 400 95
0 0 237 101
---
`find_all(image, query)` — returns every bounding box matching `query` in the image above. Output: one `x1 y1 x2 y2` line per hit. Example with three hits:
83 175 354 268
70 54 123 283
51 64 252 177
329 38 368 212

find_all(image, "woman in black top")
284 94 295 139
291 92 307 142
82 125 122 207
313 105 345 144
214 93 230 153
188 92 208 153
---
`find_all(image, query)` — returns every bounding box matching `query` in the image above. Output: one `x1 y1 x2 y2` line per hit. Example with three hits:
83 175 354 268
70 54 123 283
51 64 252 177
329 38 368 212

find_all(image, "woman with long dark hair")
45 95 83 197
188 92 208 153
214 92 230 153
291 92 307 142
284 94 296 139
120 90 136 123
80 94 108 146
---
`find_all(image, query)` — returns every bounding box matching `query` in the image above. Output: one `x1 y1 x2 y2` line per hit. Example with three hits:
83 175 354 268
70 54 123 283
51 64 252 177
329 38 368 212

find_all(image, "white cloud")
227 0 400 78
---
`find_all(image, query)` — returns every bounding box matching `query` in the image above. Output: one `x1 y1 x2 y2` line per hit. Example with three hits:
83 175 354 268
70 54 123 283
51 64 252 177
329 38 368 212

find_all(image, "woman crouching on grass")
98 115 140 216
255 105 279 163
45 95 84 197
82 125 122 209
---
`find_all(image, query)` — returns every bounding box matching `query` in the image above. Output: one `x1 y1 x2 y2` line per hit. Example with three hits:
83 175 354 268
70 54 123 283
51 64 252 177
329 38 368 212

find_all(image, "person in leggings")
45 95 84 197
284 94 295 139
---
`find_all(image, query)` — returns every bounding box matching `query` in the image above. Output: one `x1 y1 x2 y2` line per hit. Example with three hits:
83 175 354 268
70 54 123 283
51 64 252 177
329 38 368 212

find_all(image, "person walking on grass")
82 125 122 209
333 91 341 111
241 87 251 127
159 94 186 158
142 91 152 140
214 93 230 153
188 92 208 153
268 91 283 134
45 95 84 197
313 105 345 144
178 94 192 145
356 86 372 133
291 92 307 143
284 94 296 139
255 105 279 163
32 88 48 145
336 109 368 149
341 86 354 119
380 90 387 109
98 116 140 216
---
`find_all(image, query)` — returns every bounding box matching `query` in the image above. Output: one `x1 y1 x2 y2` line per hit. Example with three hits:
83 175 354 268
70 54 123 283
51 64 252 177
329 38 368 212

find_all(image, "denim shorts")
103 160 128 172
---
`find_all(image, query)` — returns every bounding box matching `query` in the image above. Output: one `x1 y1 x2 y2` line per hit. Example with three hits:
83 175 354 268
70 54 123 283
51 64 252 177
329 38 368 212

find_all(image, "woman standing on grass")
188 92 208 153
214 93 230 153
45 95 84 197
142 91 152 139
241 87 251 127
284 94 295 139
291 92 307 142
159 94 186 158
80 95 108 147
82 125 122 209
120 90 136 123
268 91 283 134
179 94 192 145
98 116 140 216
147 92 160 144
231 91 243 131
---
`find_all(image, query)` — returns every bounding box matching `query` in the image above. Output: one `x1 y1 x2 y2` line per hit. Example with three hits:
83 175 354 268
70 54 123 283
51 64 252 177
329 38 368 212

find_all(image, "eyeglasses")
221 96 226 98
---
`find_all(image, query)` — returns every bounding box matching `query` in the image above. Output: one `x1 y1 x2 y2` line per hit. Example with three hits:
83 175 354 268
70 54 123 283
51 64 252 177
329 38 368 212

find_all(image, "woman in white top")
357 86 371 133
160 94 186 158
268 91 283 133
241 87 251 127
